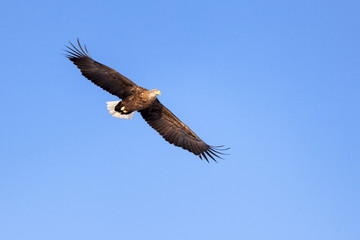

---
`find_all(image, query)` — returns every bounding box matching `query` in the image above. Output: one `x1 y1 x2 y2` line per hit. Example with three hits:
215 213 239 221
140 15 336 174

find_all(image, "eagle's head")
150 89 161 97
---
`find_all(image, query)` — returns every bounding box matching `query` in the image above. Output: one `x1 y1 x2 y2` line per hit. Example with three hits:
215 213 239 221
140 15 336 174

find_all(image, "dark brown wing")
140 100 228 162
65 39 139 99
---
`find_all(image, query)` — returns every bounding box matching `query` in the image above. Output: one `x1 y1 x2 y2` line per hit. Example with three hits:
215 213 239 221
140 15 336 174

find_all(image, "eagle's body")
65 40 227 162
116 88 160 114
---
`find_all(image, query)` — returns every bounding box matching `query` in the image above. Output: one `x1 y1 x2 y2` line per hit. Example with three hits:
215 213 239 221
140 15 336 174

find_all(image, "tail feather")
106 101 135 120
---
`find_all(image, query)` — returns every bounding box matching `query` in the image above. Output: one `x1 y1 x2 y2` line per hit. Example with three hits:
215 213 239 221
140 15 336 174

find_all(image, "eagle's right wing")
140 100 228 162
65 39 139 99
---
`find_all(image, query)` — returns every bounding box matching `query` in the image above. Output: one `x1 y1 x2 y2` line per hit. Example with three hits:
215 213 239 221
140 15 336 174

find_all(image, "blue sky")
1 0 359 239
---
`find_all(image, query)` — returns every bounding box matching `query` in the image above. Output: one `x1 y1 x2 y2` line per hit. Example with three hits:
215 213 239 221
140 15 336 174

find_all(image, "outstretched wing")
65 39 139 99
140 100 228 162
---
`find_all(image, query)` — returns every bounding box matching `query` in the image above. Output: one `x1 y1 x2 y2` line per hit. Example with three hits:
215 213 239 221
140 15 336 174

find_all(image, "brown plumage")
65 39 228 162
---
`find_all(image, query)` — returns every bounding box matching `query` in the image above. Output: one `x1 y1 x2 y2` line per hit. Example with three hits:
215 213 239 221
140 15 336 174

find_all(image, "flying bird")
65 40 228 162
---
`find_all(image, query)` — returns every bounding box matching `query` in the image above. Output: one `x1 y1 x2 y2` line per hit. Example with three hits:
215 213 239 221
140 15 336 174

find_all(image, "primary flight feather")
65 39 228 162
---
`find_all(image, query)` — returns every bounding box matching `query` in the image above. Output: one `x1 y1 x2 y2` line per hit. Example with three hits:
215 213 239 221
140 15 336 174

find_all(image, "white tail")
106 101 135 120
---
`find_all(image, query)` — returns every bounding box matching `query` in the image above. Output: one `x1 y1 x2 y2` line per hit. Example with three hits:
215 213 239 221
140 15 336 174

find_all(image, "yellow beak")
157 90 161 95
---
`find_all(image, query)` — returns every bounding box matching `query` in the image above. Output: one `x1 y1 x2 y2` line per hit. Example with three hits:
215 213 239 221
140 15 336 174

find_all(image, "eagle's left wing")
65 39 140 99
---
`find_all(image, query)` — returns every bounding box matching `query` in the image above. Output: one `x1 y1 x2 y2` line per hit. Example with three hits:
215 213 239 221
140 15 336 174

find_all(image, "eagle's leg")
106 101 135 120
115 101 133 114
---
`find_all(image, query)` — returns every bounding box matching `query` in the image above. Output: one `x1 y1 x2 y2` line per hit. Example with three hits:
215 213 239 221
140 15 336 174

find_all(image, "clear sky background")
1 0 359 239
